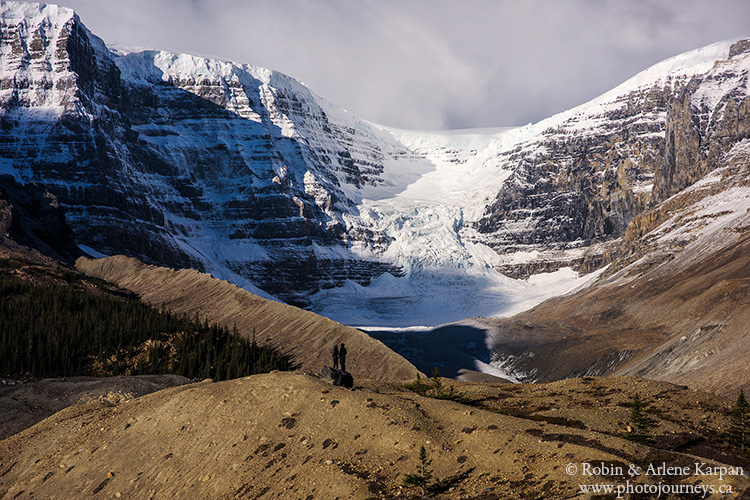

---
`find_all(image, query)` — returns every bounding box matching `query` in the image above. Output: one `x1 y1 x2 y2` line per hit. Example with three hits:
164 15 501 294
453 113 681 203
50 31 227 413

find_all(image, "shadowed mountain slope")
0 175 81 264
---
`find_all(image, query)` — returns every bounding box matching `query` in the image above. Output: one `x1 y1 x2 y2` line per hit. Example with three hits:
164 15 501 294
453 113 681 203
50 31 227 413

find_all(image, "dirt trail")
76 256 420 382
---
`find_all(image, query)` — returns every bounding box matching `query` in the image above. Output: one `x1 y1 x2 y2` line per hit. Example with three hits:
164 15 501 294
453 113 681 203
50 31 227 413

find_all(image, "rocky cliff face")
472 40 750 277
106 50 409 304
0 174 79 262
655 41 750 200
0 2 405 305
0 2 189 268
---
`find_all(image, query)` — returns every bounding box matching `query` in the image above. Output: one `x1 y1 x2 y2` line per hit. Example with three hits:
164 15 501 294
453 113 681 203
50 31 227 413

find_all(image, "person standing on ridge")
339 343 347 372
332 343 339 369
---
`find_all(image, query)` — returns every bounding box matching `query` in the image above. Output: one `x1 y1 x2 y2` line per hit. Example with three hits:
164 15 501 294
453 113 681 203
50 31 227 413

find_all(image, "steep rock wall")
473 40 750 278
0 4 404 305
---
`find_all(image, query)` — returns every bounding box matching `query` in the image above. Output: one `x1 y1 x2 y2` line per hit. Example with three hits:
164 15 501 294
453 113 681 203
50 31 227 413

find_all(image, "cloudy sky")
29 0 750 130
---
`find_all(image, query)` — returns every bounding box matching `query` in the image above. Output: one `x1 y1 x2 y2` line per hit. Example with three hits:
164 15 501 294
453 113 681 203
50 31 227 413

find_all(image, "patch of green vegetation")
401 368 472 404
402 373 433 396
432 384 472 403
0 274 290 381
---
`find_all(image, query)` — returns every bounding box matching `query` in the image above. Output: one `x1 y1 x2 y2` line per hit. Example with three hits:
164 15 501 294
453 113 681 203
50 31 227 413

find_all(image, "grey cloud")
22 0 750 129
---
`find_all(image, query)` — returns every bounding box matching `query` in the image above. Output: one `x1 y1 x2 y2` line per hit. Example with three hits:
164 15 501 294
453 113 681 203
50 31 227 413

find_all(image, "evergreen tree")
431 366 443 396
402 445 434 495
729 389 750 457
625 393 653 443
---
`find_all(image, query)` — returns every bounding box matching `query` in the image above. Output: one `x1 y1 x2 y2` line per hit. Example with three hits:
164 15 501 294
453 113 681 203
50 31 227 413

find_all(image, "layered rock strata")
475 40 750 277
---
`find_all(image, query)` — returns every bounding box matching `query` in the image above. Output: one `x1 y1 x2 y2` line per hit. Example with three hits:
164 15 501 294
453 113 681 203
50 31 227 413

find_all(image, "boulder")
320 366 353 388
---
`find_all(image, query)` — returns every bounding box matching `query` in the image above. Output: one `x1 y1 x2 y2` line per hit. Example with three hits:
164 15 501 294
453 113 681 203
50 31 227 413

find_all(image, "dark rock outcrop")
320 366 354 388
0 174 80 262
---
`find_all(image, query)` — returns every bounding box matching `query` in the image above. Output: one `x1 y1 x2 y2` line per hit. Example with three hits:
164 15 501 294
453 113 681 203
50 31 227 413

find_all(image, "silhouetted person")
332 344 339 369
339 343 347 372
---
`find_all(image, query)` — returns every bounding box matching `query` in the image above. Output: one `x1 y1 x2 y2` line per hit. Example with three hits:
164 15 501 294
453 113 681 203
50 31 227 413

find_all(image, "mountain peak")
0 1 75 24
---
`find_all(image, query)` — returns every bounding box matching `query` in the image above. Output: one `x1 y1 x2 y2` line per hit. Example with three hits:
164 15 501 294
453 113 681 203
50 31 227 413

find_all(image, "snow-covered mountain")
2 2 750 328
310 37 750 325
0 1 413 305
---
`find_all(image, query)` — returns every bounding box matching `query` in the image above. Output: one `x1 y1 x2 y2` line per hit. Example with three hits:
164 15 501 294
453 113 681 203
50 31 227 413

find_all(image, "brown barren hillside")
75 256 420 382
481 234 750 397
2 373 748 500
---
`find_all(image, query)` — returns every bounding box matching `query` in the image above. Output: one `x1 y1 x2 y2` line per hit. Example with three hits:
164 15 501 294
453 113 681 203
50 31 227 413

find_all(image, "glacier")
309 126 603 326
306 39 744 326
